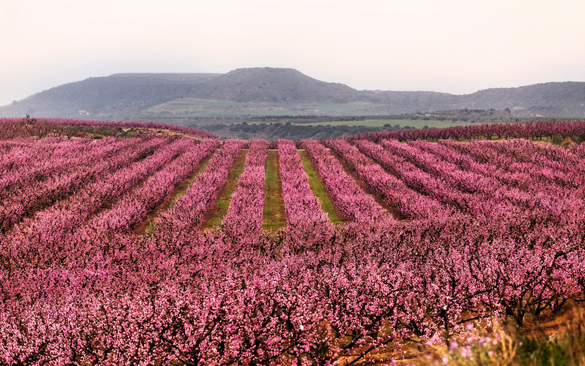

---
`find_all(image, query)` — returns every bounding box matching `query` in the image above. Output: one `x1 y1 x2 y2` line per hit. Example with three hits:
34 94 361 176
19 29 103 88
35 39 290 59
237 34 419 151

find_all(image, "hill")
187 67 361 103
1 68 584 118
1 73 220 119
356 82 585 116
457 81 585 116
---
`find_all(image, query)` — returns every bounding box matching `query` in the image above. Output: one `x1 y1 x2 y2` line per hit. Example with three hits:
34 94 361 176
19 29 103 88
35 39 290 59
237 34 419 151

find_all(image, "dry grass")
412 304 585 366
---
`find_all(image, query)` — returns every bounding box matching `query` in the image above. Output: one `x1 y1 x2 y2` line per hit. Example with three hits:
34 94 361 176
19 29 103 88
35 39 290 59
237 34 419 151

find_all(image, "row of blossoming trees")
1 120 585 364
0 117 217 139
348 119 585 142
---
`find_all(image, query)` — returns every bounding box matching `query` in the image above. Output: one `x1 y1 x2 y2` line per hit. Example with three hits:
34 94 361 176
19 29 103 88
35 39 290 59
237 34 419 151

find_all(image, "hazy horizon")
1 0 584 106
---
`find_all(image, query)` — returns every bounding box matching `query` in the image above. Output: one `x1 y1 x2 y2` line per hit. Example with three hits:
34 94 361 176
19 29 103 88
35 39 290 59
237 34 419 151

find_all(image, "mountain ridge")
186 68 360 103
2 68 584 118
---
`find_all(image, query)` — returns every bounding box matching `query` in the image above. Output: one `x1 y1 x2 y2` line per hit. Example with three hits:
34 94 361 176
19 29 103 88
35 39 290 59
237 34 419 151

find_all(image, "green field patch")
298 150 345 224
147 98 380 117
262 151 287 230
202 150 248 228
288 119 475 129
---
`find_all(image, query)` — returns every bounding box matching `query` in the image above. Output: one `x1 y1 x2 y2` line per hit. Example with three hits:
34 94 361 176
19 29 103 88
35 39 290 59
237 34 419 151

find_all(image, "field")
146 98 384 117
2 117 585 365
289 119 475 129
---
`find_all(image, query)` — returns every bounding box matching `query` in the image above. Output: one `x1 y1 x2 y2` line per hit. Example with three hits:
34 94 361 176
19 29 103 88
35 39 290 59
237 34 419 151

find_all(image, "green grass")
203 150 248 228
147 98 381 117
262 151 287 230
298 150 344 224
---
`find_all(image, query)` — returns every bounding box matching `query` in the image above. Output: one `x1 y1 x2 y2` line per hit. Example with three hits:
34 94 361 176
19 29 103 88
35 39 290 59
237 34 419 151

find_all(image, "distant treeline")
155 108 510 125
199 122 420 141
247 109 512 123
157 109 585 128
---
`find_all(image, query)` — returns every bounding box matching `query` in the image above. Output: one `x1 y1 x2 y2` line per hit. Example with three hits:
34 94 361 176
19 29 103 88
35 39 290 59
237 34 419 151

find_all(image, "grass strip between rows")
202 150 248 228
168 151 215 210
262 150 287 230
298 150 344 224
141 149 217 234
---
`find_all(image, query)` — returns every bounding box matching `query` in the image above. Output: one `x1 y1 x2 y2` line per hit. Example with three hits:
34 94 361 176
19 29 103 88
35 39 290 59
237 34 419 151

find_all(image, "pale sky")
1 0 584 106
